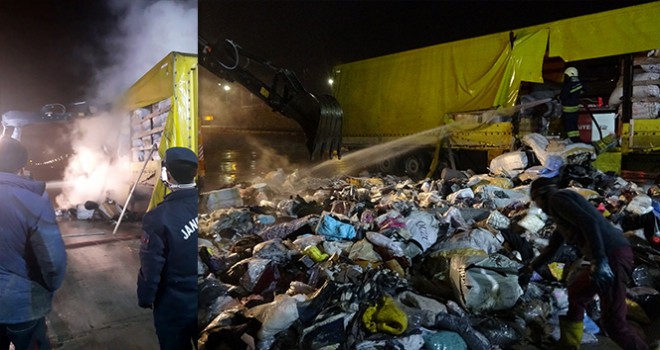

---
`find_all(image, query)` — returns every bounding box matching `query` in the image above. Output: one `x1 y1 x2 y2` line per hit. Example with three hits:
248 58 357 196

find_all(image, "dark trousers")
154 309 197 350
562 111 581 142
0 318 50 350
566 246 648 350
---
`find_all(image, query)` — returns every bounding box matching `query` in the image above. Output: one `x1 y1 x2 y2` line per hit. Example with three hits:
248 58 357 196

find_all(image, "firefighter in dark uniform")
137 147 198 350
559 67 583 142
526 177 648 350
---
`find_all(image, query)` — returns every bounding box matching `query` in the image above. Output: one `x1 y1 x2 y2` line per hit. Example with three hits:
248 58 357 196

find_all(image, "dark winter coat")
137 188 198 324
0 172 67 323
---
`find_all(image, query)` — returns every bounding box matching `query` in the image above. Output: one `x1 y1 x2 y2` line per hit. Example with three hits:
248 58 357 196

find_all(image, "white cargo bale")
489 151 528 177
628 102 660 119
609 84 660 108
201 187 244 211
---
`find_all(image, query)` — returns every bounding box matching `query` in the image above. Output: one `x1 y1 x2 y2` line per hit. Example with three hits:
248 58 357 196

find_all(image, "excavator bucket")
280 93 343 160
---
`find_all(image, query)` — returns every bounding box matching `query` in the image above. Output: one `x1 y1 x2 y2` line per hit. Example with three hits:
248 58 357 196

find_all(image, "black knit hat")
0 136 28 173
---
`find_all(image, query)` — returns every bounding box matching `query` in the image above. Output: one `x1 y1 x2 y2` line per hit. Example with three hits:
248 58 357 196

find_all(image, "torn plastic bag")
632 264 660 290
198 308 261 350
252 239 291 265
486 210 510 230
292 234 325 251
441 207 468 229
446 188 474 203
366 231 404 257
322 240 354 256
258 214 320 240
376 210 406 231
199 246 241 275
299 312 355 350
436 228 504 255
354 334 425 350
517 213 546 234
349 239 382 264
434 313 490 350
468 174 514 190
423 330 467 350
471 316 521 348
449 253 523 314
405 210 440 252
246 294 305 347
395 291 447 328
476 185 529 209
224 258 280 294
316 212 357 241
210 208 255 237
522 133 550 165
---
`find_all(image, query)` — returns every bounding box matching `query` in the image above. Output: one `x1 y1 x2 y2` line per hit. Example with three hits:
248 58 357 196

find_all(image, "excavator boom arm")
199 37 342 159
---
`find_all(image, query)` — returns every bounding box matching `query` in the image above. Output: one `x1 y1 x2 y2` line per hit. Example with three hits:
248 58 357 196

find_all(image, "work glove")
591 258 615 295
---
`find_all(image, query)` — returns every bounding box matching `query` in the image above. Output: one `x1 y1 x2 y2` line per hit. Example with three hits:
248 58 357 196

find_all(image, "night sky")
200 1 651 94
0 1 115 112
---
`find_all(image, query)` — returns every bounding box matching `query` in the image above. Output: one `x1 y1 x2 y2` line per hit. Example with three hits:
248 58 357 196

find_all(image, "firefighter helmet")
564 67 578 77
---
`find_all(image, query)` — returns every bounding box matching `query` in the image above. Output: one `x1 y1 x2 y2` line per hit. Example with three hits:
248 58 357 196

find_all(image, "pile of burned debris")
198 133 660 350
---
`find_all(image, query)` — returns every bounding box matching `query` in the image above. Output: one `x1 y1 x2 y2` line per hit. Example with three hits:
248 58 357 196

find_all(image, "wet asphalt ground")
46 219 159 350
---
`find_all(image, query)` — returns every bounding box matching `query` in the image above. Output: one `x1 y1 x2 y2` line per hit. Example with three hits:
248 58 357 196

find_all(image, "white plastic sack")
446 188 474 203
522 133 551 165
405 210 440 251
489 151 528 177
629 102 660 119
486 210 510 230
476 185 529 209
517 214 546 234
247 294 305 341
449 253 523 314
437 228 504 255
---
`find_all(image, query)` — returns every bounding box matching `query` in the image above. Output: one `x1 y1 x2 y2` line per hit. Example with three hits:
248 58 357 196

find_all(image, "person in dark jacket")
526 176 648 350
0 136 67 350
559 67 583 143
137 147 198 350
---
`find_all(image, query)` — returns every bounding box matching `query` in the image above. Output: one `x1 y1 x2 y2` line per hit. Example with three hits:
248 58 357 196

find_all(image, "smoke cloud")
55 0 197 208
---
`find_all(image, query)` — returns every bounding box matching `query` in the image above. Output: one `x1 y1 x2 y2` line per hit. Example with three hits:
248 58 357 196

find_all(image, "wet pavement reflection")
202 129 317 190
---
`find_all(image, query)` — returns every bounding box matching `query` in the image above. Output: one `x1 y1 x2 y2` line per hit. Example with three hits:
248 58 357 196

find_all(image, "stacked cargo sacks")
197 148 660 350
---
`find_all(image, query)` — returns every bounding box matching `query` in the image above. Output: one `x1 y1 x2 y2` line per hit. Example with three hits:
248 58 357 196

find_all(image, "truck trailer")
331 2 660 178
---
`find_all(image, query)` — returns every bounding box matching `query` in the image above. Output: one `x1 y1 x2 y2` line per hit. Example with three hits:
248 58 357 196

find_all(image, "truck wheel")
403 154 429 180
378 157 399 174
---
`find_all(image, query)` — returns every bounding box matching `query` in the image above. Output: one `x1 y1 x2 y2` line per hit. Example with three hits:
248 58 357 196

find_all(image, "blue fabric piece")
583 313 600 334
316 214 356 241
539 155 563 178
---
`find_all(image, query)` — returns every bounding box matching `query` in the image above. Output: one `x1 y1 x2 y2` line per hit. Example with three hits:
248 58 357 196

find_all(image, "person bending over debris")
137 147 199 350
525 176 648 350
0 136 67 350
